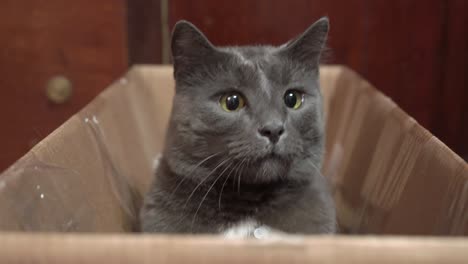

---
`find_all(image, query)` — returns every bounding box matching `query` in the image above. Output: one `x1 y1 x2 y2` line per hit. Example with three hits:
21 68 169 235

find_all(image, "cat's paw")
222 220 286 240
222 220 257 239
152 154 162 171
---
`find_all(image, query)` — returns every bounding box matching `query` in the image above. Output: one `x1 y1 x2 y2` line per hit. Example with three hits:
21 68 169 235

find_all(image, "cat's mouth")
265 152 283 160
242 152 290 183
264 145 289 160
257 148 291 166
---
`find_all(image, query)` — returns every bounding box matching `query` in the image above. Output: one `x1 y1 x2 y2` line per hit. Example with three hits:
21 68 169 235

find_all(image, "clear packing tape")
0 66 466 235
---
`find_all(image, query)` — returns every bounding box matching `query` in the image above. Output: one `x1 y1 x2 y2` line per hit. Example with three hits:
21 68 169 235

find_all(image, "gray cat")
140 17 336 237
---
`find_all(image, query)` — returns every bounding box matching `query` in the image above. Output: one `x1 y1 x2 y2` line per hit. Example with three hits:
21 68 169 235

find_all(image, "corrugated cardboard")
0 65 467 263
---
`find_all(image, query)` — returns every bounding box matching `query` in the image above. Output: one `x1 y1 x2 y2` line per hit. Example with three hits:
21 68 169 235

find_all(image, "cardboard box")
0 65 467 263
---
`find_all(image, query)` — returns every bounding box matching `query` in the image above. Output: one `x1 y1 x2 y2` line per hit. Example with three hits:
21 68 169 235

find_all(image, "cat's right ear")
171 21 217 80
278 17 329 70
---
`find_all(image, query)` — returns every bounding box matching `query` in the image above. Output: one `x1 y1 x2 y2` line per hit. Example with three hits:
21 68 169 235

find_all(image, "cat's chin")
244 154 291 183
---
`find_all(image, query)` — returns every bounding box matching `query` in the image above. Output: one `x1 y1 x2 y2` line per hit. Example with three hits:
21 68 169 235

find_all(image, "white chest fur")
222 219 286 239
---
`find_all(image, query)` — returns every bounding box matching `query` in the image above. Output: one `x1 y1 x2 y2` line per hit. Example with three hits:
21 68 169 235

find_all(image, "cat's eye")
284 90 304 109
220 93 245 112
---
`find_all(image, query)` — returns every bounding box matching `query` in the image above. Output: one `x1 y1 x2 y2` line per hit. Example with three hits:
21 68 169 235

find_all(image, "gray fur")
140 17 336 234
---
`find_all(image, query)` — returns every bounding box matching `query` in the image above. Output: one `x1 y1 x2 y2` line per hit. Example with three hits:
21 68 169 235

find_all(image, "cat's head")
165 18 329 183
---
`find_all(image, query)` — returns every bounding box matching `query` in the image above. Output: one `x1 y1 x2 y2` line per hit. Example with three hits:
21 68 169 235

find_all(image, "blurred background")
1 0 466 172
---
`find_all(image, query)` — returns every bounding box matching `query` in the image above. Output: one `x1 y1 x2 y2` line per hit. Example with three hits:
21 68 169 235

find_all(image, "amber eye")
220 93 245 112
284 90 303 109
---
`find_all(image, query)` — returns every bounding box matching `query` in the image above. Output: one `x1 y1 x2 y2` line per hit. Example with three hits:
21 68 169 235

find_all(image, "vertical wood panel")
365 0 446 129
0 0 127 172
127 0 163 64
435 0 468 157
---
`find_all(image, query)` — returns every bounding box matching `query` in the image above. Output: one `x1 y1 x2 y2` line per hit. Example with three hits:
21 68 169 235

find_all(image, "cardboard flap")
0 66 174 232
321 68 468 235
0 233 467 264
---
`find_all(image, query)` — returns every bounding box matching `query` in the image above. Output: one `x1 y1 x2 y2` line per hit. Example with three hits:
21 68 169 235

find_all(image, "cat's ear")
279 17 329 68
171 20 218 79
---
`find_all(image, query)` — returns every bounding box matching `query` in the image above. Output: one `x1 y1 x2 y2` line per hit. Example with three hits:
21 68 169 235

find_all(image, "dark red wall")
0 0 128 172
166 0 468 159
1 0 466 172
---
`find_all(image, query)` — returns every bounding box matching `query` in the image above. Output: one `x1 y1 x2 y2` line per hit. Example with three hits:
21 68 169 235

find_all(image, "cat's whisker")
183 156 231 209
235 157 248 192
231 156 245 188
237 157 249 194
305 159 324 178
191 160 234 228
232 157 242 190
170 151 222 199
261 161 268 180
227 141 245 148
218 158 244 210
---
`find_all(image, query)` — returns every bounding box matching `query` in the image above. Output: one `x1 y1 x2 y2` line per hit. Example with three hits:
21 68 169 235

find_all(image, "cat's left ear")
278 17 329 68
171 20 219 80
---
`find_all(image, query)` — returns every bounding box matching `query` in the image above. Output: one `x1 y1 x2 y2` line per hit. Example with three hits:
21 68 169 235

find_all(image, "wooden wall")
0 0 128 171
135 0 468 160
1 0 466 171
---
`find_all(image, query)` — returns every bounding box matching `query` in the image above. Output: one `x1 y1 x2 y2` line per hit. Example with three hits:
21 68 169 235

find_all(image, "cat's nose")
258 122 285 143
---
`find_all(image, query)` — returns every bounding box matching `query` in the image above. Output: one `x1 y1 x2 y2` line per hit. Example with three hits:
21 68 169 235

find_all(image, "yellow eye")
220 93 245 112
284 90 303 109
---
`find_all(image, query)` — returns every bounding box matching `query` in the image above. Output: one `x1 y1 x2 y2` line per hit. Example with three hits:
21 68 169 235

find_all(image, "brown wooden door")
0 0 128 171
